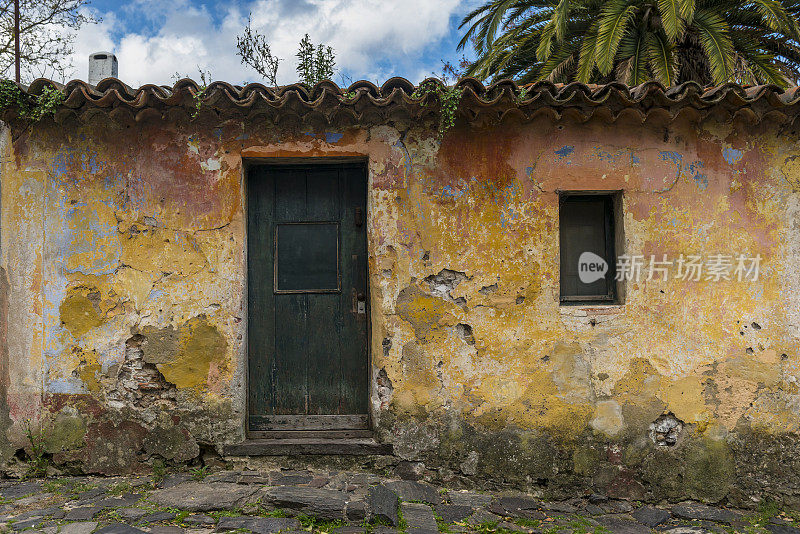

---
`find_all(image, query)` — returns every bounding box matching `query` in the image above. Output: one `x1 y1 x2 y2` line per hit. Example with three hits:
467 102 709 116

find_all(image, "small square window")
274 223 340 293
559 194 618 303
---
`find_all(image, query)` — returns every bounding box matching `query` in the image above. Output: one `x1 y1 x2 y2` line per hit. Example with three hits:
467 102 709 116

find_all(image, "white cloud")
65 0 472 87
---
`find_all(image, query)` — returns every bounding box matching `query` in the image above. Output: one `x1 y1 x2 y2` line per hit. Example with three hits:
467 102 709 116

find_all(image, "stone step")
248 430 375 439
401 502 438 534
262 486 349 520
223 438 392 456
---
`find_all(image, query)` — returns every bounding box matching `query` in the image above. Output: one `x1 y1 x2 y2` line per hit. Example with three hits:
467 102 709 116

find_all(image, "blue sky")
66 0 480 87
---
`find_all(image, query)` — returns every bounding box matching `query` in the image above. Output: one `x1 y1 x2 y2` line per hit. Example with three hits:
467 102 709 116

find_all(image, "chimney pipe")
88 52 118 85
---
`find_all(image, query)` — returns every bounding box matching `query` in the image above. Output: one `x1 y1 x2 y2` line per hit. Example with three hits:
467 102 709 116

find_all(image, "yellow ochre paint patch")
141 316 227 391
59 289 104 338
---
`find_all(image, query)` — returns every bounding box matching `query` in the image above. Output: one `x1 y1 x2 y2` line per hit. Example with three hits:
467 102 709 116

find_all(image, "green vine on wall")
191 84 207 119
412 80 464 138
0 79 64 121
190 70 212 119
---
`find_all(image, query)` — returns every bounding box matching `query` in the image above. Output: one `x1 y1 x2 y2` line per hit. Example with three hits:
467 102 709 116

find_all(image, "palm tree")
458 0 800 87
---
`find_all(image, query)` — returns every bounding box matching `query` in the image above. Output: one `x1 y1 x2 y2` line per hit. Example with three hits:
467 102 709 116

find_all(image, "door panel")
247 164 368 431
338 166 369 415
275 223 339 292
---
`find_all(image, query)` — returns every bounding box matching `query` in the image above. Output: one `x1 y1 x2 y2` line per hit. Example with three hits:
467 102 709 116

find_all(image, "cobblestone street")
0 469 797 534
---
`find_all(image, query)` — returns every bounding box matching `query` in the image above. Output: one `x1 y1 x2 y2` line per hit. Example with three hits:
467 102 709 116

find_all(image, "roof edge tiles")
7 76 800 126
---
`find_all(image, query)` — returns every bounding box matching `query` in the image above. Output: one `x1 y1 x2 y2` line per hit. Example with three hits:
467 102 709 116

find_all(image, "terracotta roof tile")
9 76 800 126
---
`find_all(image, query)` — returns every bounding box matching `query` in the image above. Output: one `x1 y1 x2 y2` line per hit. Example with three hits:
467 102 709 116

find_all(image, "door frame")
243 157 372 436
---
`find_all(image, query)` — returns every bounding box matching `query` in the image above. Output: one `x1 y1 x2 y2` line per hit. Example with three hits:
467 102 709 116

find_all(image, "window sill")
559 303 625 317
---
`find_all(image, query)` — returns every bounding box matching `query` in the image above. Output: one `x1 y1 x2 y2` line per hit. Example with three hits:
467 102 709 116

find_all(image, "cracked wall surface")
0 111 799 505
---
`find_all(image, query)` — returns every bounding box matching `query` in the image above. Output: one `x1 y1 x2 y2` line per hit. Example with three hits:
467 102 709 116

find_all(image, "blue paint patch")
500 207 519 229
555 145 574 159
688 161 708 190
325 132 344 144
659 151 683 166
82 152 100 174
440 185 459 199
393 140 413 177
659 151 684 184
46 378 84 394
52 150 70 178
595 149 621 163
440 182 472 200
235 133 250 140
213 128 223 140
631 153 641 165
723 147 744 165
525 166 535 176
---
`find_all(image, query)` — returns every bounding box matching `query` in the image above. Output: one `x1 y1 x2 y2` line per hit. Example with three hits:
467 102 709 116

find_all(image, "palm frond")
539 42 580 80
647 30 679 85
537 16 560 60
693 9 735 83
595 0 638 73
460 0 800 86
618 30 653 83
577 22 600 81
658 0 687 40
749 0 797 34
731 32 789 85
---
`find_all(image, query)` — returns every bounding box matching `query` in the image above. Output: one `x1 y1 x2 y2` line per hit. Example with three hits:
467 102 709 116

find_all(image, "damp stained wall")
0 111 799 504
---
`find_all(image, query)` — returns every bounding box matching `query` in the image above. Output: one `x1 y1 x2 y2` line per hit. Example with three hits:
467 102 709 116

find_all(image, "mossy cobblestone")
0 469 796 534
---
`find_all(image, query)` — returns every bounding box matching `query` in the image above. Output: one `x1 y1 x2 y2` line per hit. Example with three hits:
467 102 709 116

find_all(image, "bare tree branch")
0 0 97 82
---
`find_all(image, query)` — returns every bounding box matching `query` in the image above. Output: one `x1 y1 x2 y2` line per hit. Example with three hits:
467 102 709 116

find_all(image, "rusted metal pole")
14 0 20 82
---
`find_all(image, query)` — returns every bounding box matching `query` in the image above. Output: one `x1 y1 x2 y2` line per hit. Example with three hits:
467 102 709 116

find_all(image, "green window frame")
559 193 617 303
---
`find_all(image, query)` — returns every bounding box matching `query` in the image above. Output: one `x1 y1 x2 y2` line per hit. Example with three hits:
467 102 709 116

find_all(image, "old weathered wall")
368 116 800 507
1 110 799 505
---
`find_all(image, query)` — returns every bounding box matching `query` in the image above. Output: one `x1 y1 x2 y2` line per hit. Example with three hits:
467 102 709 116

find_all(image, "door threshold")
224 437 392 456
248 429 374 439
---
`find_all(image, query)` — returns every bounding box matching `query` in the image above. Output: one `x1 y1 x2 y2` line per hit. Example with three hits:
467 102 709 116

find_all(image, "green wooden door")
247 164 369 431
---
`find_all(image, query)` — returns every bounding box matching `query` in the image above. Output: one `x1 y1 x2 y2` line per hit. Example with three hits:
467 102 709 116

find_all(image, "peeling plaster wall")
1 112 800 504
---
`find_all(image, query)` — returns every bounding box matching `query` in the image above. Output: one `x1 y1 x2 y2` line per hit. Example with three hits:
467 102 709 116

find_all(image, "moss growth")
107 481 133 496
297 514 346 532
143 425 199 462
396 504 408 533
173 509 191 522
43 412 86 453
684 438 734 503
151 459 167 485
209 509 244 519
641 449 685 502
557 515 611 534
41 478 69 493
261 509 287 518
572 445 603 476
514 518 542 529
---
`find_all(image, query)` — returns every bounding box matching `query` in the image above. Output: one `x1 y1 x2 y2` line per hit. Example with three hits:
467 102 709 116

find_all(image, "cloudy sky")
61 0 480 87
